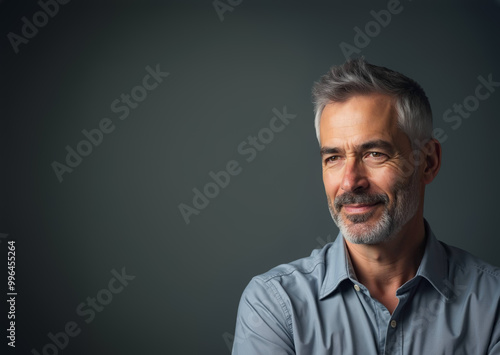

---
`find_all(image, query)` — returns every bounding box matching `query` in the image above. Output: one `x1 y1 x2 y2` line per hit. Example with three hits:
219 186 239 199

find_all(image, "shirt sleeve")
232 277 295 355
489 306 500 354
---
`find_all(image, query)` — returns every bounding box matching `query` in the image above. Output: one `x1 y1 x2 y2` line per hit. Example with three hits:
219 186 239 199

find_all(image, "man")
232 58 500 354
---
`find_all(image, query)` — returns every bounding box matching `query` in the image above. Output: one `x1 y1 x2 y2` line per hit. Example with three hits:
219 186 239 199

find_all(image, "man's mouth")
342 202 381 214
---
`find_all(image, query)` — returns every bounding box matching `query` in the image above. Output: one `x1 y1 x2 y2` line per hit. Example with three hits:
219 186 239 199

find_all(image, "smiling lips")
342 202 381 214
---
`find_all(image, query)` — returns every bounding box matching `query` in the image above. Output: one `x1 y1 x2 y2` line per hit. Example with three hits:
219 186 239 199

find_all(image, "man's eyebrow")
320 147 341 156
360 139 395 153
320 140 395 157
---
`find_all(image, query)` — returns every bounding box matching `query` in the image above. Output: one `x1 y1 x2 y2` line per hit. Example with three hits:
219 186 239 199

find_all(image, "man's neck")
344 217 427 312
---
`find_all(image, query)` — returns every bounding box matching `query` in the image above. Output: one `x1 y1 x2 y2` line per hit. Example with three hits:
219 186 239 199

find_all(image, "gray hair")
312 58 433 147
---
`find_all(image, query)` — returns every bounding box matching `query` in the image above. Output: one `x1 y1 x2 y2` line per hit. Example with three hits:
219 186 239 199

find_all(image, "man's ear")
421 138 441 184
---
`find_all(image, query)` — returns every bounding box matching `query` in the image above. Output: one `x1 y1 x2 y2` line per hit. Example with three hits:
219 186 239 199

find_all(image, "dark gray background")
1 0 499 354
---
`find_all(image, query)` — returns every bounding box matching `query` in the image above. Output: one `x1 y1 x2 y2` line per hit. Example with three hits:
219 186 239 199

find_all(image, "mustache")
334 192 389 211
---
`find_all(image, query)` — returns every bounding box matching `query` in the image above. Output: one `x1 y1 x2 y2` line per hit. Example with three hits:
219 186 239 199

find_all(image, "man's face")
320 94 422 244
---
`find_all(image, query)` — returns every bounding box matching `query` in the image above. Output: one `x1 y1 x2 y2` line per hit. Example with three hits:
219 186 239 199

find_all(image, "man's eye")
325 156 340 164
366 152 386 159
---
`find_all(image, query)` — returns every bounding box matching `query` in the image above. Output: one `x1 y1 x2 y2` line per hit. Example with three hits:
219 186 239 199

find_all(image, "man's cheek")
377 160 413 181
323 173 339 193
393 156 417 178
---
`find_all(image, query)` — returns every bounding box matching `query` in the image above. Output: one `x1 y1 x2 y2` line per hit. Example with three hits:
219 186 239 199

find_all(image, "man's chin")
342 209 377 224
340 225 385 245
336 213 389 244
341 220 372 236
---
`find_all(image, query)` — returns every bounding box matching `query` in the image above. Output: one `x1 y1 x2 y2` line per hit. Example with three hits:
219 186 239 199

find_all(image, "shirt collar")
412 219 451 300
319 219 451 300
319 231 354 299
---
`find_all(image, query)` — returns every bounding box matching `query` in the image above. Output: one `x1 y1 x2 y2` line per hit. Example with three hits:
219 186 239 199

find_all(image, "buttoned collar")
319 219 451 300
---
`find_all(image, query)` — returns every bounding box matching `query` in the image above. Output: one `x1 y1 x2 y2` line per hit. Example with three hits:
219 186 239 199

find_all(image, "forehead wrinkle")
319 94 408 154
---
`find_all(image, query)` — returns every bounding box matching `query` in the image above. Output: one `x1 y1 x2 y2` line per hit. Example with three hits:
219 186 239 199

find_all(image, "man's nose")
340 158 369 192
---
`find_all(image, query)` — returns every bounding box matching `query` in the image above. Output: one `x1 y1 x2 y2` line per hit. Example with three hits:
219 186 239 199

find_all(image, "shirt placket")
383 292 411 355
353 281 409 355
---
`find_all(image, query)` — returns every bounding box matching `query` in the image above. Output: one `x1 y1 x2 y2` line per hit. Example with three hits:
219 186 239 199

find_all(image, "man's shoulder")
238 243 336 315
234 244 339 349
440 240 500 289
442 240 500 273
253 243 332 285
240 241 340 304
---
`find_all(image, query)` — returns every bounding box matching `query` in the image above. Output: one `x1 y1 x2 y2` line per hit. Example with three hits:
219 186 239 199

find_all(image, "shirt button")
390 320 397 328
354 284 360 291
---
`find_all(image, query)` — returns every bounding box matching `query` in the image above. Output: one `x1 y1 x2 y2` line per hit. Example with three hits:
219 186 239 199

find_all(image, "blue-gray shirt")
233 222 500 354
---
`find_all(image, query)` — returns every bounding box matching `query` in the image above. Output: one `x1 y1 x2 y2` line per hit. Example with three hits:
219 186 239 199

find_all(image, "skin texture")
320 93 441 314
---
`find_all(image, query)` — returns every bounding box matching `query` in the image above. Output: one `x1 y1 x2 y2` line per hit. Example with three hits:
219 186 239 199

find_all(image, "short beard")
328 172 420 245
